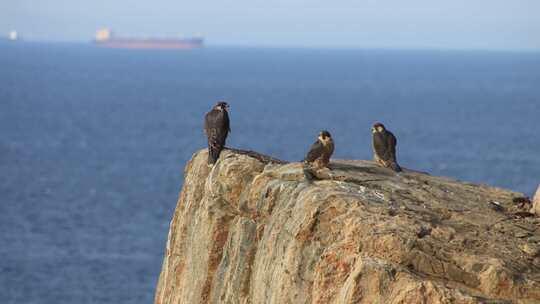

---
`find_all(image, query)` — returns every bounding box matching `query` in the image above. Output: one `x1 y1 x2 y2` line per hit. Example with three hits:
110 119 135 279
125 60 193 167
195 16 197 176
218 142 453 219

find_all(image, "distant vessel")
8 31 19 41
93 28 203 49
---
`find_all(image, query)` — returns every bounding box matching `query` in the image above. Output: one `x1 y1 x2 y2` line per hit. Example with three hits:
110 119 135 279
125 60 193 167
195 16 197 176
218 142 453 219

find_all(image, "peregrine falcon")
303 130 334 180
204 101 230 165
371 123 402 172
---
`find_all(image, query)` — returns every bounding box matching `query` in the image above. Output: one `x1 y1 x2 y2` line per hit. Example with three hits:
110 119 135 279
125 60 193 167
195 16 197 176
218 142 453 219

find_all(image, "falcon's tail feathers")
390 162 402 172
303 162 318 181
208 147 222 165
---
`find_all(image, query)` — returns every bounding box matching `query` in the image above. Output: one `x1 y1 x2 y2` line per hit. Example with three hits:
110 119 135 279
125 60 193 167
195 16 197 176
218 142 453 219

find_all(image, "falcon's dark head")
372 123 386 133
319 130 332 140
214 101 229 111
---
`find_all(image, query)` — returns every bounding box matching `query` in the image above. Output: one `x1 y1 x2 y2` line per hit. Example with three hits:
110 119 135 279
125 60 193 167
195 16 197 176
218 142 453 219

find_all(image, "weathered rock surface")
154 149 540 304
532 185 540 216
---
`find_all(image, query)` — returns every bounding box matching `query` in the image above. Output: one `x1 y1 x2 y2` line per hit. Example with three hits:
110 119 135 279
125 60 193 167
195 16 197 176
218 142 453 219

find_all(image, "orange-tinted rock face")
155 149 540 304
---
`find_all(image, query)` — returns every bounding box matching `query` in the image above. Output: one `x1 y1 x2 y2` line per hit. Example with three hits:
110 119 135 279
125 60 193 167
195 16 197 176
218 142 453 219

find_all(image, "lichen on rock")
155 149 540 304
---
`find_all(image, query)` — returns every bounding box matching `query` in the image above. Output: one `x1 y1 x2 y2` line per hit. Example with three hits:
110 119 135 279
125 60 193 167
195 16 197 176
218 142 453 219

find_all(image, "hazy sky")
1 0 539 50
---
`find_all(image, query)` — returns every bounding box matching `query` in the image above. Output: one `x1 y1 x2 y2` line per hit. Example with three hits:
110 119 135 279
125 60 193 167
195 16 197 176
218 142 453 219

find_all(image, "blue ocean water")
0 41 539 303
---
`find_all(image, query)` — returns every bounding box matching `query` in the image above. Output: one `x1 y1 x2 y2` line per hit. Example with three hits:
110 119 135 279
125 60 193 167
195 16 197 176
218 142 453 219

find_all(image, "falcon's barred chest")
314 137 334 168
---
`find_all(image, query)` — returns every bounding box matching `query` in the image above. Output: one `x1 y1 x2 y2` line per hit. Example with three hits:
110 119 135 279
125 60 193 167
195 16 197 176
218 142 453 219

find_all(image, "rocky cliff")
154 149 540 304
532 185 540 217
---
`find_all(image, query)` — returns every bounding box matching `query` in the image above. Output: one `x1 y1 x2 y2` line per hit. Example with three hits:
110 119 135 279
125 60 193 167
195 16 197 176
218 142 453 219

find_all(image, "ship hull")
94 39 203 50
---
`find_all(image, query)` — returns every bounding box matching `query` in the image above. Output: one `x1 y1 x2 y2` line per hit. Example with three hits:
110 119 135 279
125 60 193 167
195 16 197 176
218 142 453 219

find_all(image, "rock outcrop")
154 149 540 304
532 185 540 216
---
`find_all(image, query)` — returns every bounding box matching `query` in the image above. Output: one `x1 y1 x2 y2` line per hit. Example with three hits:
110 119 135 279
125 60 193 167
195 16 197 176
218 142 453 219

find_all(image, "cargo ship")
2 31 20 41
93 28 203 49
8 31 19 41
